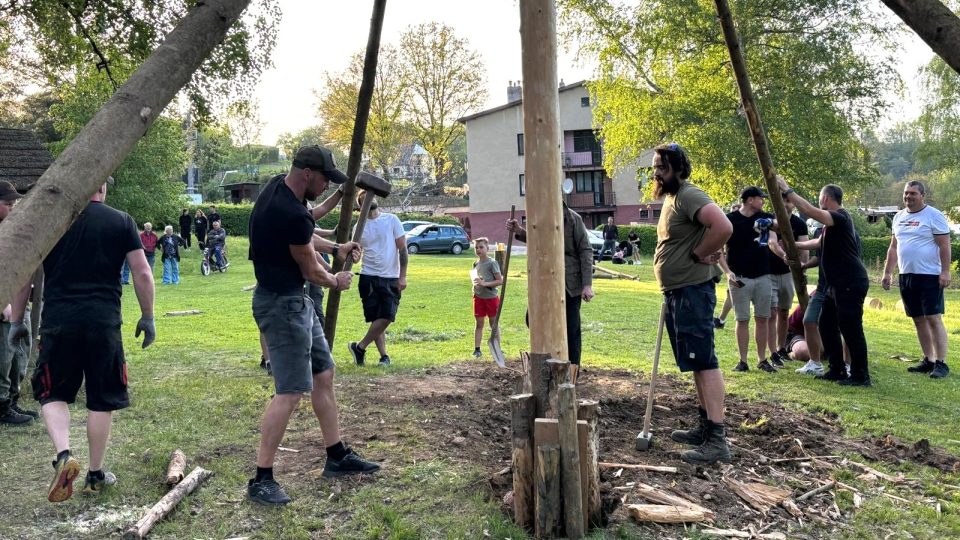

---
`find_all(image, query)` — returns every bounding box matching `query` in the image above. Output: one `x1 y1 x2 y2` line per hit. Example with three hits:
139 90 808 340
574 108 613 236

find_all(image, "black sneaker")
815 370 848 382
11 403 39 419
757 360 777 373
713 318 725 329
81 471 117 494
259 355 267 369
378 355 391 366
322 448 381 478
0 409 33 425
769 354 785 368
777 348 789 361
838 376 872 387
930 362 950 379
908 358 935 373
733 360 749 372
349 342 366 366
248 477 292 505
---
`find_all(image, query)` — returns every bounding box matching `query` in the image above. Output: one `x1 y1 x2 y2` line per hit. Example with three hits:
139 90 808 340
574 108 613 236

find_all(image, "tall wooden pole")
0 0 252 308
519 0 568 400
713 0 808 308
882 0 960 76
324 0 388 346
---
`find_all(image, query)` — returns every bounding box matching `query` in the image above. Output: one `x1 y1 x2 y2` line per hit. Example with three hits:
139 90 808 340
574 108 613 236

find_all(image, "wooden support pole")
519 0 568 386
165 449 186 486
511 393 536 530
535 444 561 539
557 384 584 538
123 467 213 539
577 399 601 527
546 358 569 418
713 0 807 308
529 352 551 418
882 0 960 76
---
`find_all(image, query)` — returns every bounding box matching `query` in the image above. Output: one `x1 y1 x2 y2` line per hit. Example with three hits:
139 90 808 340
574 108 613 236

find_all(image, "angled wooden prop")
882 0 960 76
713 0 808 308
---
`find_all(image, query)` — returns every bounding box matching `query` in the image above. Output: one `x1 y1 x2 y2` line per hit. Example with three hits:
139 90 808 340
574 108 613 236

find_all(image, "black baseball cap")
0 181 23 202
740 186 768 201
293 145 348 184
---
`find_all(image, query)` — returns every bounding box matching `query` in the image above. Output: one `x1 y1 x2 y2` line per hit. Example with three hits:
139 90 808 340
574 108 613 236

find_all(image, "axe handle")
340 195 375 275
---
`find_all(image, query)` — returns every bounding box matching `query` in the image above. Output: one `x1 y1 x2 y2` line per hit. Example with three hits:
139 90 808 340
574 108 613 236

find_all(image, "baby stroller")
200 245 228 275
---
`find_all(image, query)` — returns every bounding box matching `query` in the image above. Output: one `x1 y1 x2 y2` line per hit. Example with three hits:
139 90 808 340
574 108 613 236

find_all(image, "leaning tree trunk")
0 0 252 308
882 0 960 76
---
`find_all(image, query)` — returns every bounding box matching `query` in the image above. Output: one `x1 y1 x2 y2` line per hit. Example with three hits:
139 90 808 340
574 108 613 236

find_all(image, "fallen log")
626 504 707 524
164 310 202 317
592 265 638 281
599 462 678 474
164 449 186 486
123 467 214 540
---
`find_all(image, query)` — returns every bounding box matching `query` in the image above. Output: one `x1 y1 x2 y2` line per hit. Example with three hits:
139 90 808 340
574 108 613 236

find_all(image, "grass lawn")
0 237 957 539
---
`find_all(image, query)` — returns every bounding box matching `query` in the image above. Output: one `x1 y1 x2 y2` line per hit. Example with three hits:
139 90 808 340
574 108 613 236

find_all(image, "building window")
517 133 524 156
653 209 661 219
640 209 649 220
572 129 600 153
519 174 525 196
581 96 590 107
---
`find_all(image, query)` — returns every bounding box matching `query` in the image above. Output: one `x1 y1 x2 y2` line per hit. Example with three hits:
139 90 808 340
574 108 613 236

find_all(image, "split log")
626 504 707 524
700 527 787 539
577 399 601 527
557 384 584 538
535 444 561 539
0 0 253 309
535 418 560 446
881 0 960 76
164 449 186 486
123 467 214 540
632 482 716 521
511 393 536 530
545 358 569 418
164 310 202 317
599 462 678 474
721 476 791 513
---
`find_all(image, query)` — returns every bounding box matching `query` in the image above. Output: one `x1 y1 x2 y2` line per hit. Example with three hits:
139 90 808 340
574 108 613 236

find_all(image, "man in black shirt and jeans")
247 145 379 506
777 176 871 386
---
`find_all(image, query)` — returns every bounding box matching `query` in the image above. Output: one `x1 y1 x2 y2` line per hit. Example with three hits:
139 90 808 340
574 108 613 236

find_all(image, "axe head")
356 171 391 198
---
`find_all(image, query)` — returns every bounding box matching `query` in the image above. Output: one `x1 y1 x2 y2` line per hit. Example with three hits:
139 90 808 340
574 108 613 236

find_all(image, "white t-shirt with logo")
893 205 950 275
357 212 404 278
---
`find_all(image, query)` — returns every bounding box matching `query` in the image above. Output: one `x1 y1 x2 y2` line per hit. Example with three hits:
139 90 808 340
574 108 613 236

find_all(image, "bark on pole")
511 393 536 531
324 0 388 347
0 0 252 308
557 383 584 539
882 0 960 76
577 399 601 527
713 0 808 308
535 443 561 539
519 0 568 387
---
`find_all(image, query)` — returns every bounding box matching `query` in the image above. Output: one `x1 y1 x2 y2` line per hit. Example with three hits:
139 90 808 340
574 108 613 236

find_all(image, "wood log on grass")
165 449 186 486
627 504 708 523
557 384 584 538
535 444 561 539
164 310 202 317
123 467 213 540
511 393 536 530
577 399 601 527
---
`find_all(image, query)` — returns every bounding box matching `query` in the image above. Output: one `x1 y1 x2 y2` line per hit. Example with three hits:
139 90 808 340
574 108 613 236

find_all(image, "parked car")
405 223 470 255
586 229 608 261
401 220 432 233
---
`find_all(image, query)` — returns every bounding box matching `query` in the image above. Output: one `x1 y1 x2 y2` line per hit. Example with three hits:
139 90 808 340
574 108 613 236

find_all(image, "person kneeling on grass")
471 238 503 358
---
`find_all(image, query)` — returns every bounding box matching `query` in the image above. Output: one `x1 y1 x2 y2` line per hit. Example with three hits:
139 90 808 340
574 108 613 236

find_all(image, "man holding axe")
247 146 380 506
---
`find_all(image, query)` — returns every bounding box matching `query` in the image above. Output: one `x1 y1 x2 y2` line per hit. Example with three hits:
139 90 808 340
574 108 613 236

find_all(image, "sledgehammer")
636 298 667 451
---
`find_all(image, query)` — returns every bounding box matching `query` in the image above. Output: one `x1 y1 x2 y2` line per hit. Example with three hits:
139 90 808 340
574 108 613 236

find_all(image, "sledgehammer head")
356 171 391 198
635 431 653 451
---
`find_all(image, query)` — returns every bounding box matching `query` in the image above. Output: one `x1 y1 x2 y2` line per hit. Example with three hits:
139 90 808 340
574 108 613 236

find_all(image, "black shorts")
664 281 720 372
786 333 805 354
32 322 129 411
899 273 944 317
359 274 401 323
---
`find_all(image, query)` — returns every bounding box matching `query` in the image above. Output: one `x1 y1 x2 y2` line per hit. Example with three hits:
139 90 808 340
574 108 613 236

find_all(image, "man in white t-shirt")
348 191 407 366
882 180 952 379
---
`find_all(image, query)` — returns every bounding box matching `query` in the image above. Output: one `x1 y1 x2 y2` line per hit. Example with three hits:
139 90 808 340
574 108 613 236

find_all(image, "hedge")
169 205 461 237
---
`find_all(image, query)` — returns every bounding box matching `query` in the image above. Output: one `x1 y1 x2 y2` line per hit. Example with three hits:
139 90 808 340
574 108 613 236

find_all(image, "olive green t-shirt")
654 182 723 292
473 257 501 299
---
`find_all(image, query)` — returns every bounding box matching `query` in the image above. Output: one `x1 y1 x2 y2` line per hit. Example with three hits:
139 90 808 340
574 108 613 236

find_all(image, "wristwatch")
332 243 340 258
782 188 795 197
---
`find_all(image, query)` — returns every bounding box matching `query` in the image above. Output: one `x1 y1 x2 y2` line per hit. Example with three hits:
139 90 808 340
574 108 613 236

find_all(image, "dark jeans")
180 227 191 248
196 230 206 248
820 279 869 379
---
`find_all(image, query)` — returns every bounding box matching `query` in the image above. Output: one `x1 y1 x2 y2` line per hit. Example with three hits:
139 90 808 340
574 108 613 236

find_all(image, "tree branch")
61 0 119 89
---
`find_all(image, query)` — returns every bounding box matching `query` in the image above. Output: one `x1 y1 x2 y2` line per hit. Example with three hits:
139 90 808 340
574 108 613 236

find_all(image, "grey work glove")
135 316 156 349
7 321 28 350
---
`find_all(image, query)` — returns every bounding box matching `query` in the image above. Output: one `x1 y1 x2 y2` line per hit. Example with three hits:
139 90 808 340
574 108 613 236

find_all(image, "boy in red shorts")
471 238 503 358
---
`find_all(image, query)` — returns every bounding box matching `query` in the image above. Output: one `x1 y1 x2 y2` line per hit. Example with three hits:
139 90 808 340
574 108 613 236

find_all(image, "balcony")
562 150 602 168
563 190 616 208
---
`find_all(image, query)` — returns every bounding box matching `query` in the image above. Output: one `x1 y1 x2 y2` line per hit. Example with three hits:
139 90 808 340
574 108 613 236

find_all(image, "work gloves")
135 316 156 349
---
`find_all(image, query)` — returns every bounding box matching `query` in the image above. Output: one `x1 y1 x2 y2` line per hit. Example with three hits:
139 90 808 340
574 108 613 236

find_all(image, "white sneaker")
845 364 851 377
796 360 824 376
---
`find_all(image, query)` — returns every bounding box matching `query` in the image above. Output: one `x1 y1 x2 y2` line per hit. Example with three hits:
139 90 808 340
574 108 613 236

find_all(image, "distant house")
0 128 54 194
219 170 262 203
459 81 645 242
390 143 433 182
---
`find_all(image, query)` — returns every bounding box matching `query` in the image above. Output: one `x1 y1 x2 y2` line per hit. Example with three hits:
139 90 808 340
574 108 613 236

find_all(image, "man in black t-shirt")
777 176 871 386
207 205 221 227
718 186 783 373
767 201 809 364
246 145 379 506
9 178 156 502
599 216 618 260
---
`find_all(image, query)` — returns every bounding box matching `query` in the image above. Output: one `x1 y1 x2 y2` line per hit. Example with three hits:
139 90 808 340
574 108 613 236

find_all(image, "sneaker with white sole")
795 360 824 376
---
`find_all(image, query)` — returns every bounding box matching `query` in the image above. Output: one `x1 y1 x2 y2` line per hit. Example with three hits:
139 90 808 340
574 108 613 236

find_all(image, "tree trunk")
324 0 388 347
713 0 808 308
882 0 960 76
520 0 568 377
0 0 252 308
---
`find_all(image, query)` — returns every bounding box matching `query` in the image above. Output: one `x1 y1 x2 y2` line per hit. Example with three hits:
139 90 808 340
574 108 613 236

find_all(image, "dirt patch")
281 361 960 538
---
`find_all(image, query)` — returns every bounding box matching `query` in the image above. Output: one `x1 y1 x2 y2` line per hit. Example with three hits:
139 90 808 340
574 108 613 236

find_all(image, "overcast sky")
252 0 934 146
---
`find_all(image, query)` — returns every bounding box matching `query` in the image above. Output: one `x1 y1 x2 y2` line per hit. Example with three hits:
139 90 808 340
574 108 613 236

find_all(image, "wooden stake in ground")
545 358 569 418
712 0 807 308
882 0 960 76
123 467 213 540
511 393 536 530
577 399 601 527
557 384 584 538
535 444 561 539
0 0 253 308
165 449 186 486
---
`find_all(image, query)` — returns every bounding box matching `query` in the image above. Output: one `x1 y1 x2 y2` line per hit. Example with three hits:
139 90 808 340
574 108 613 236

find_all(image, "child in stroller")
612 239 633 264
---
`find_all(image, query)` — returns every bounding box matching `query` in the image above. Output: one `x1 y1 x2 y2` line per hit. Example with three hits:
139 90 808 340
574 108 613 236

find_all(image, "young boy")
471 238 503 358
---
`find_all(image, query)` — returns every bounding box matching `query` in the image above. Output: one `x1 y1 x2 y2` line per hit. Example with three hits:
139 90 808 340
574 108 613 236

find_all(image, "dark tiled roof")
0 128 54 192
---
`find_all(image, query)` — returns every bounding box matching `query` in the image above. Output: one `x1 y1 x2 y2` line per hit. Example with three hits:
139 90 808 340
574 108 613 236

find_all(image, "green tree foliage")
49 61 187 226
276 125 334 160
558 0 897 204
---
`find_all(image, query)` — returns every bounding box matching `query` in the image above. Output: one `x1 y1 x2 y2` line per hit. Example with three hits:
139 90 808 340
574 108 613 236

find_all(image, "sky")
252 0 934 146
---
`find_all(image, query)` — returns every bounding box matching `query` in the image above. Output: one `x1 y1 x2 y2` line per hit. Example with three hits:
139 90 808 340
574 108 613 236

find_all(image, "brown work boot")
681 420 732 465
670 407 708 446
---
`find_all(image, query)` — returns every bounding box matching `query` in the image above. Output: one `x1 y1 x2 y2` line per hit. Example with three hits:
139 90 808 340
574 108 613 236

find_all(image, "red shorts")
473 296 499 318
